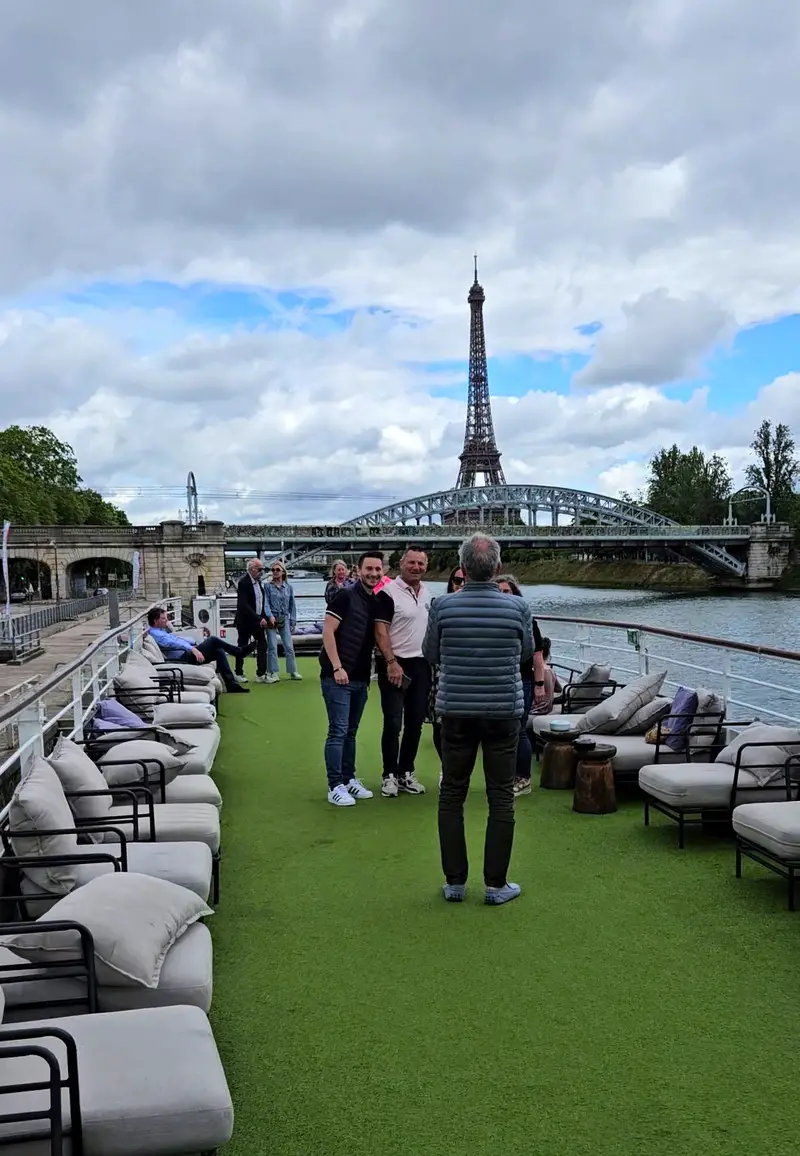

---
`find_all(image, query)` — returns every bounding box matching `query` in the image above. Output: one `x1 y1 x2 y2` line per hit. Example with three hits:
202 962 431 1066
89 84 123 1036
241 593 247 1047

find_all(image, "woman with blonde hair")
264 561 300 683
325 559 350 607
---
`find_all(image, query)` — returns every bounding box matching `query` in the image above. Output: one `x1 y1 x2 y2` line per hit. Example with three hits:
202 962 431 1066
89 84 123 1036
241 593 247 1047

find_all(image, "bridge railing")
539 615 800 726
224 523 753 539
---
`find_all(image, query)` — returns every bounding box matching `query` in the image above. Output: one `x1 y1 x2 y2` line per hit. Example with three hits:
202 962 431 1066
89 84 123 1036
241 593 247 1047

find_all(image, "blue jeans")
321 678 369 789
516 679 533 781
267 620 297 675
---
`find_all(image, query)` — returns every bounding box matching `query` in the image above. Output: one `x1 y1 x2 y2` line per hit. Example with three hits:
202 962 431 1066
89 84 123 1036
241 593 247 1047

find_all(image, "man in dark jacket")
423 533 533 906
235 558 272 683
320 550 394 807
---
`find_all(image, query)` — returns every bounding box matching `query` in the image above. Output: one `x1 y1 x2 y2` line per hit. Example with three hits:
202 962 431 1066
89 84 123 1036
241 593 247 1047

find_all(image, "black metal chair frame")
643 733 798 849
734 755 800 910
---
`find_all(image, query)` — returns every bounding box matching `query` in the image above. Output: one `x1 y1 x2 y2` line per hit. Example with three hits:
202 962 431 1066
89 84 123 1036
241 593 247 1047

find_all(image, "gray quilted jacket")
422 581 534 718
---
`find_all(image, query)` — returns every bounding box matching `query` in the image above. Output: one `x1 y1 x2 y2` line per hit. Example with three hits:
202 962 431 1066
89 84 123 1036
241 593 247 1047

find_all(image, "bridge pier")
745 522 795 587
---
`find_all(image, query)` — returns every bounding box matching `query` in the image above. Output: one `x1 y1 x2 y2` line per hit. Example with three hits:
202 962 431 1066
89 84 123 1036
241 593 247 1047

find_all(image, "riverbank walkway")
210 655 800 1156
0 600 150 702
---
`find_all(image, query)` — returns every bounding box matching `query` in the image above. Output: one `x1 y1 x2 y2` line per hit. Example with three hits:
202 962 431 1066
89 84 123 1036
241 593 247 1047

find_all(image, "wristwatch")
534 680 545 687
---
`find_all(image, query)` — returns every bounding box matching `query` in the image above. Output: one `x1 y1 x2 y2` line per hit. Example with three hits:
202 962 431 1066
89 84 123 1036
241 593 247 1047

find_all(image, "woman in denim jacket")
264 562 301 682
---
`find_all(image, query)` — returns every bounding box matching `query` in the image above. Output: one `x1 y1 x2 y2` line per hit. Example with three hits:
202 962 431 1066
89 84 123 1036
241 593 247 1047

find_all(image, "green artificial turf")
210 657 800 1156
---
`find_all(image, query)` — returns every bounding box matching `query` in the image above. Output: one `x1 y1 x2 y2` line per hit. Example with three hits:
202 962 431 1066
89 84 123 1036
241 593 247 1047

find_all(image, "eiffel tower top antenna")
455 258 506 489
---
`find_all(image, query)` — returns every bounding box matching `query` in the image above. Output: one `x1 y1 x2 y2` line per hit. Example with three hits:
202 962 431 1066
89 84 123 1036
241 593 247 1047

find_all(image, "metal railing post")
17 698 46 772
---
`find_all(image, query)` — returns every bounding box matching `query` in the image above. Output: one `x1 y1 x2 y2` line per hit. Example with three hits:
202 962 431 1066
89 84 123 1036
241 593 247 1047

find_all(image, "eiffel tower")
447 258 512 526
455 257 506 489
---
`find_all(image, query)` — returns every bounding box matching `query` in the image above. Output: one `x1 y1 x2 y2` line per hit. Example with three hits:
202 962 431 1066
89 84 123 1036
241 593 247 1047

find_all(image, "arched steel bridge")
224 485 748 577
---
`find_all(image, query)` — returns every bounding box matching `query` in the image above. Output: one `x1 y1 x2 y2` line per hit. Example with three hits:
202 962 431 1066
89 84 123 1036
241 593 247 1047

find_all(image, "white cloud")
0 0 799 521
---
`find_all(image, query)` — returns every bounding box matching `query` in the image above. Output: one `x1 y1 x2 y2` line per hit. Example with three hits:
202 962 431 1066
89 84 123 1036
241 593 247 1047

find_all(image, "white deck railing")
539 616 800 726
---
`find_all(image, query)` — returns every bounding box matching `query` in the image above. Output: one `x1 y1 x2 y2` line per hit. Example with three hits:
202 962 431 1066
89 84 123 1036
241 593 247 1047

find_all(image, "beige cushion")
0 921 214 1018
100 803 221 854
715 723 800 786
19 841 214 918
179 687 217 705
639 762 785 809
163 776 222 808
617 696 672 736
113 662 165 722
141 634 165 663
581 733 685 774
568 663 612 708
153 702 217 729
9 758 78 896
575 671 667 735
3 873 212 988
691 688 725 751
97 740 185 787
47 736 113 828
168 726 220 774
732 801 800 859
0 1004 234 1152
154 662 217 686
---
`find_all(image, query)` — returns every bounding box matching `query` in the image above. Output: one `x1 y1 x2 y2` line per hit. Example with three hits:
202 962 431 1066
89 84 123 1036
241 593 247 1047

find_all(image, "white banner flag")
131 550 141 592
1 521 10 619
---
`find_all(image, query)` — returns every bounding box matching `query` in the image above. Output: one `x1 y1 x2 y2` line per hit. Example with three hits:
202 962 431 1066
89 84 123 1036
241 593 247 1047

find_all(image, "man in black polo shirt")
320 550 395 807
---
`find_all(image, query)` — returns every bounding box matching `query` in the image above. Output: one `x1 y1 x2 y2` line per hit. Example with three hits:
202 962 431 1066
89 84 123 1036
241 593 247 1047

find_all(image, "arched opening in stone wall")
3 558 53 602
66 556 133 598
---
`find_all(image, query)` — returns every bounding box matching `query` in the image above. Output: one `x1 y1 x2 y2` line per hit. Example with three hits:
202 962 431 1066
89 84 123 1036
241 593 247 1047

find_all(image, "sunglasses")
451 575 464 587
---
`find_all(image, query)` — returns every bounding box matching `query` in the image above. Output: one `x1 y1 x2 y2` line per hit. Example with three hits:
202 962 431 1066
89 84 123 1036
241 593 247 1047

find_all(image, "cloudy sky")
2 0 800 525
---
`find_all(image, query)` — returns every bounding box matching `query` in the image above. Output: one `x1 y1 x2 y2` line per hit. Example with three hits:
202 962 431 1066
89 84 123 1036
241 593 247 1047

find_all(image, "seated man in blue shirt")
147 607 254 694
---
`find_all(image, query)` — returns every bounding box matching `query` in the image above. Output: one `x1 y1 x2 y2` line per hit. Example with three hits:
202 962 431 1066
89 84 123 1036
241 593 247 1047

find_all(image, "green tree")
646 445 732 524
0 424 129 525
743 419 799 521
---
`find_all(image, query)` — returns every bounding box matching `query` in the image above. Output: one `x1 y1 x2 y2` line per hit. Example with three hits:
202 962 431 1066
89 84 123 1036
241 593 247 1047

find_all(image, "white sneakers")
328 779 374 806
382 774 426 796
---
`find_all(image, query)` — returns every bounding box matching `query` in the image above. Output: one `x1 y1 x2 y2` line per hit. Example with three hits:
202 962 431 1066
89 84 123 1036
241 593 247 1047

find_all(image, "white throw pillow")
153 702 217 729
1 873 212 988
715 723 800 786
47 736 113 829
97 739 186 787
9 758 78 896
575 671 667 735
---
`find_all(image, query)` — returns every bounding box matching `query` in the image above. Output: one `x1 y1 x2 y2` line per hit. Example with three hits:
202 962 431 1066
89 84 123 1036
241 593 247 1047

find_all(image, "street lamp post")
49 539 61 602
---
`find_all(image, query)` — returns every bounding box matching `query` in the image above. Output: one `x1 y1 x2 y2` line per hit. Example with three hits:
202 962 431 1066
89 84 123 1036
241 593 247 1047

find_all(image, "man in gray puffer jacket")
423 533 533 906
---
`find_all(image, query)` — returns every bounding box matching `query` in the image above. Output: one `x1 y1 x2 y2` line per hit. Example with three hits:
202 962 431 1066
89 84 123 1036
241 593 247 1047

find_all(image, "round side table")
540 729 581 790
573 743 618 814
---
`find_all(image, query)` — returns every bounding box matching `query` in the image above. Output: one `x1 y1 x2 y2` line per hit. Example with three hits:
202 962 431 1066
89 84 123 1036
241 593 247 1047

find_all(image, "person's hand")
387 659 404 688
267 617 276 628
259 618 268 628
334 667 349 686
534 683 546 705
191 647 206 663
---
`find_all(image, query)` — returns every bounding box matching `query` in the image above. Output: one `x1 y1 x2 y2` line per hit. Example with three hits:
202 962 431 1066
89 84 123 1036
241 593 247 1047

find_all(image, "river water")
291 579 800 724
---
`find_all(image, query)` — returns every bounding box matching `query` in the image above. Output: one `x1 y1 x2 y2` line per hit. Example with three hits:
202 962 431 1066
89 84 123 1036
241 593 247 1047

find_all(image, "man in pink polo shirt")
374 545 432 797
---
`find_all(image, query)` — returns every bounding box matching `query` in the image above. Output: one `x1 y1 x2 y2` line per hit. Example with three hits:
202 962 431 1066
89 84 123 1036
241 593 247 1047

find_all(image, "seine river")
291 579 800 723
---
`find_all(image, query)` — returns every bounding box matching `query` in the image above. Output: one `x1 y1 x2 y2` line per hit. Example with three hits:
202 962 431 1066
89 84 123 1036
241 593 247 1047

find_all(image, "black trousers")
178 636 242 689
377 656 431 779
235 623 266 677
438 716 519 888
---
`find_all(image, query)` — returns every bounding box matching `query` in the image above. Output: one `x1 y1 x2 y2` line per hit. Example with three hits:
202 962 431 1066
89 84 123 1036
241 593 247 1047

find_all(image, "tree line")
0 425 128 525
624 419 800 528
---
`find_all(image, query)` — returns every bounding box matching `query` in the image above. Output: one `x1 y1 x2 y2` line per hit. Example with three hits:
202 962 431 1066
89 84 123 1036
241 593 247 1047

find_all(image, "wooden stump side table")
573 744 618 814
539 729 581 790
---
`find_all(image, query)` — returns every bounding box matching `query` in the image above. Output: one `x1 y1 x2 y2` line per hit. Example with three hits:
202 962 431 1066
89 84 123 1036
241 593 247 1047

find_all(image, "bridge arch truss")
344 485 745 577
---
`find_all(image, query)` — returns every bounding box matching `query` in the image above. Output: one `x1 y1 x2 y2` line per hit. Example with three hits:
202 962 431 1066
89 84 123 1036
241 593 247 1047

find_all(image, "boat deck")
210 657 800 1155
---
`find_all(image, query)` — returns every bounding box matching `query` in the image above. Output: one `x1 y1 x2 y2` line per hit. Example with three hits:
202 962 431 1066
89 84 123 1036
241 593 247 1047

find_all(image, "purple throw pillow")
663 686 699 752
95 699 148 730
